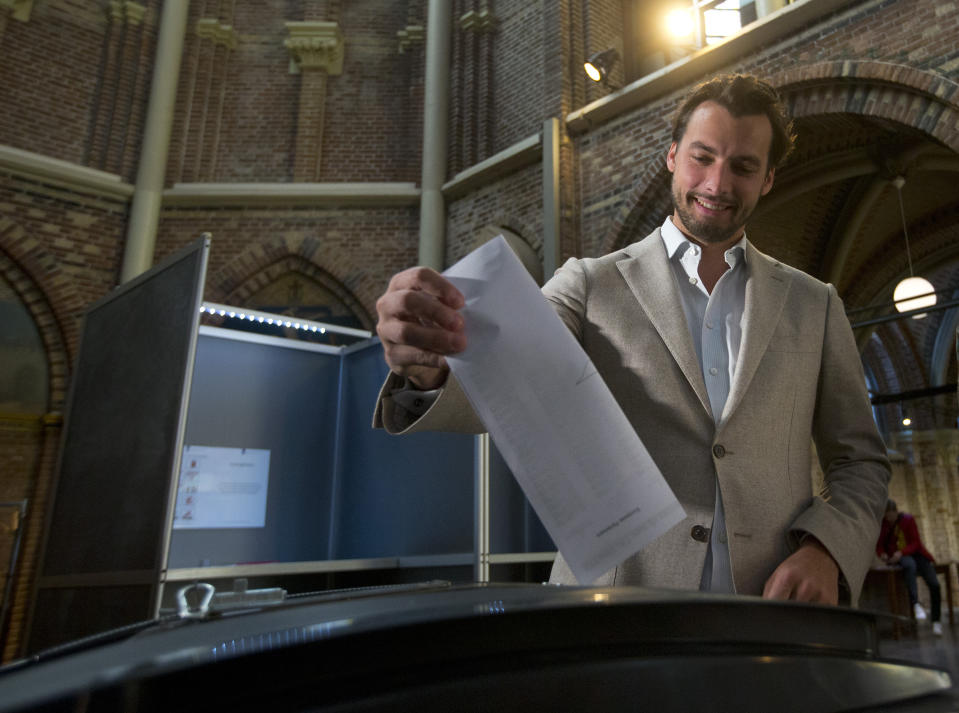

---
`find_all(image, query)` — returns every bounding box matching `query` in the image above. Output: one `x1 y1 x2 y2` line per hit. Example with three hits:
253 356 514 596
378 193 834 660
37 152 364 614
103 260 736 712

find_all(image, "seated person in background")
877 499 942 635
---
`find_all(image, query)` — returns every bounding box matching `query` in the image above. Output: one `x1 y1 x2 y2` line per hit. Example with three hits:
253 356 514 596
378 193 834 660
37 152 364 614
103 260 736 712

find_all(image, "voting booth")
27 237 553 653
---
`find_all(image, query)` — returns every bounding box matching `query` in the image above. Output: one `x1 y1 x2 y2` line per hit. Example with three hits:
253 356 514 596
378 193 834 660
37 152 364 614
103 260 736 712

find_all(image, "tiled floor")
879 614 959 686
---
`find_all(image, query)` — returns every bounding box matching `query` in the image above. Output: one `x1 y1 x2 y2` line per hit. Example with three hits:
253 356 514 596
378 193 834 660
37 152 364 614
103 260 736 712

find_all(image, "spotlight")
665 8 695 41
584 48 619 84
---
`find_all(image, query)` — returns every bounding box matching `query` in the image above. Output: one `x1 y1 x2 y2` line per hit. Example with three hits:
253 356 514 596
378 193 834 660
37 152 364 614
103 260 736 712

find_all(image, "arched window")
215 266 370 346
246 272 366 331
0 276 47 415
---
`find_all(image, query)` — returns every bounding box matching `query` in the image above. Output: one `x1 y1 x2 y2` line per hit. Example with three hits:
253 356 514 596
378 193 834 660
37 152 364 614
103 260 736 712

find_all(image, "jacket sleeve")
372 370 486 435
790 284 891 604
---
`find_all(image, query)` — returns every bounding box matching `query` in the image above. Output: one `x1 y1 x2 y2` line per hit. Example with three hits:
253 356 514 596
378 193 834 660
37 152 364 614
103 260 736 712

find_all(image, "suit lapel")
719 242 792 426
617 231 712 417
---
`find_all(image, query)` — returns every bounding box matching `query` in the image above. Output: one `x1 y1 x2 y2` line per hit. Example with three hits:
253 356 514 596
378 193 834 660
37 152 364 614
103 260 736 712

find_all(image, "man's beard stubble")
671 184 750 246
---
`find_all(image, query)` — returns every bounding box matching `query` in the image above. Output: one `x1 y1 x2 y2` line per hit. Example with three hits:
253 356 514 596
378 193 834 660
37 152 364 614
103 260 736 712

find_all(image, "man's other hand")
375 267 467 390
762 537 839 605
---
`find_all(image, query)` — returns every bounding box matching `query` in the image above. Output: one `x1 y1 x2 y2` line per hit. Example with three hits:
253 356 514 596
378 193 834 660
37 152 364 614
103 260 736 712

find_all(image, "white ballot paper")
444 236 685 584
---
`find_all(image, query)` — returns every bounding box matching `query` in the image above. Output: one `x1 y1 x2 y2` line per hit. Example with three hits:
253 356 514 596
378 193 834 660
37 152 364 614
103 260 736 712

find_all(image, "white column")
119 0 190 283
542 117 561 282
418 0 452 270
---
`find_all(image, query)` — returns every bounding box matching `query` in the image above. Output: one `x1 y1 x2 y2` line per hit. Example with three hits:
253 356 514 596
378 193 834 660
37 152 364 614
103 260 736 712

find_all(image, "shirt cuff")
390 377 442 417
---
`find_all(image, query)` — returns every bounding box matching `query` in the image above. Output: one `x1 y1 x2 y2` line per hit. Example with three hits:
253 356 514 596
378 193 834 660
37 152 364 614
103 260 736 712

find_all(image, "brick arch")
488 213 543 257
208 237 377 331
0 231 70 413
449 212 543 265
604 159 672 255
770 61 959 152
607 61 959 255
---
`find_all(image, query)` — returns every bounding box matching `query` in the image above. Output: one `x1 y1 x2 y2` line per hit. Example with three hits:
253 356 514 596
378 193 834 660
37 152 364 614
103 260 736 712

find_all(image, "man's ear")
761 166 775 196
666 142 678 172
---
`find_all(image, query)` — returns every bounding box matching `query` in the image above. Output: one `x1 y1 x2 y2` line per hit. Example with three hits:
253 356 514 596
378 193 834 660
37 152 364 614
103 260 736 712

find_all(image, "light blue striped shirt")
660 217 747 593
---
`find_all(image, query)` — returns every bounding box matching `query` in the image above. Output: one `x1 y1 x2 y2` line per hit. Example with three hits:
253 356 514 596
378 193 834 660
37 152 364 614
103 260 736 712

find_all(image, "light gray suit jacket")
375 229 890 603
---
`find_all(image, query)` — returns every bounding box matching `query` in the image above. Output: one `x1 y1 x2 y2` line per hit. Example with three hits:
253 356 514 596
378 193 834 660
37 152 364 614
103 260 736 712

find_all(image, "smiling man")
374 74 890 606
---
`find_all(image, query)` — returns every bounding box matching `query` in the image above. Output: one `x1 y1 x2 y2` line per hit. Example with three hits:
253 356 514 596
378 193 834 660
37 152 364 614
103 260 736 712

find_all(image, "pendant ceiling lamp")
891 176 936 318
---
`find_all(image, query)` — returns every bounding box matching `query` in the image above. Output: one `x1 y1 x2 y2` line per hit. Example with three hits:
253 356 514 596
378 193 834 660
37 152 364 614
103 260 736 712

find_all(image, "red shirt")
876 512 934 561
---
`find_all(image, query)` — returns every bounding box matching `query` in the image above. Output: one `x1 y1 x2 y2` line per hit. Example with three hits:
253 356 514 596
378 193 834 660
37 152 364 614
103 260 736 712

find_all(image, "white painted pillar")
418 0 452 270
120 0 190 283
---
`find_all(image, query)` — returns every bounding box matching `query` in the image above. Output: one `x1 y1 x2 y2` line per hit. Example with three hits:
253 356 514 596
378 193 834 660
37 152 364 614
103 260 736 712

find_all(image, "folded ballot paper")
444 236 685 584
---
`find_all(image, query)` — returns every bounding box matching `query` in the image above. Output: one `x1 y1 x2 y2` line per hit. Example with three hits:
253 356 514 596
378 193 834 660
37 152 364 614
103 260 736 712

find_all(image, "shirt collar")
660 217 748 267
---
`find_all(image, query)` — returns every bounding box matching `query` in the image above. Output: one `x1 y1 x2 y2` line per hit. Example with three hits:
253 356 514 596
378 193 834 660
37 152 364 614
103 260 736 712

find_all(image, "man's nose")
702 162 731 195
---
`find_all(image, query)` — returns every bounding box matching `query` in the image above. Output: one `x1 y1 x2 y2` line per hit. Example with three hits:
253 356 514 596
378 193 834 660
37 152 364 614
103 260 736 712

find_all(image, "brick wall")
320 0 421 182
446 162 545 266
0 1 156 178
202 7 299 182
156 204 420 321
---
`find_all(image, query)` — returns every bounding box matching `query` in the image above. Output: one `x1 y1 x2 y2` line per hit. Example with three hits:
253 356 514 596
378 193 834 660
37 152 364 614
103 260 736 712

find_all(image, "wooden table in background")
934 560 956 627
866 560 956 638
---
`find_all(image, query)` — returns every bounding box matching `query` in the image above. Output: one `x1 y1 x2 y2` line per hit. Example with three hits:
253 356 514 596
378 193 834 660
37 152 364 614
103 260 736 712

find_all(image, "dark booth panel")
29 585 154 655
167 334 342 568
29 238 209 654
333 341 474 559
40 240 207 577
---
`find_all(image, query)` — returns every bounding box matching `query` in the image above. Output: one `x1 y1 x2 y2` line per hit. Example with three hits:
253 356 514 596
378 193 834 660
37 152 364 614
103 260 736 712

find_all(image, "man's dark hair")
886 499 898 512
671 74 796 170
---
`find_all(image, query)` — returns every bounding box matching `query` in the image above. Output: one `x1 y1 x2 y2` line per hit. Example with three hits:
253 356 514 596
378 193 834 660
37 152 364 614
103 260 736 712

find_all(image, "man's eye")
692 155 710 164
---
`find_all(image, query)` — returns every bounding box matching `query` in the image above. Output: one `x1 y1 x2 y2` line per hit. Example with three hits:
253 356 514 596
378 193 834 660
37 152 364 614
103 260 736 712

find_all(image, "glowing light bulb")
665 8 695 40
894 276 936 318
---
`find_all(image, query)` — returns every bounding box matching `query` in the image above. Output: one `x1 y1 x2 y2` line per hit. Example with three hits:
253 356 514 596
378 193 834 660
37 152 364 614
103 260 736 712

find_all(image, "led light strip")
200 301 372 338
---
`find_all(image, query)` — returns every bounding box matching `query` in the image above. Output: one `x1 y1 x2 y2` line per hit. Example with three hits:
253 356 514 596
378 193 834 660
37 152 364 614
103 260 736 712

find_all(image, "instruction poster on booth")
173 445 270 529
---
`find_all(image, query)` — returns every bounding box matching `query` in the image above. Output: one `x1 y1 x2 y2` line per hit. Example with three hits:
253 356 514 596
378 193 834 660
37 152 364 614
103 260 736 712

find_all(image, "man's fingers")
762 541 839 605
377 282 465 334
381 335 458 370
762 569 793 601
377 312 466 357
387 266 465 310
375 266 468 386
763 567 826 603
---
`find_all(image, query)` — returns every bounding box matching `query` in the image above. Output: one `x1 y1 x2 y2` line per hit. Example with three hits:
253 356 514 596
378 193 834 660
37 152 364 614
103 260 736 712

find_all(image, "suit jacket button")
712 444 726 458
691 525 709 542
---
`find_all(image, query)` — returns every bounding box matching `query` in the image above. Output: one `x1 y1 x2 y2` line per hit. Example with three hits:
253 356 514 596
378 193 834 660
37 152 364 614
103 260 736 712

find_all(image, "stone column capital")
397 24 424 54
0 0 33 22
284 21 344 75
197 18 238 49
107 1 145 26
459 9 497 33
